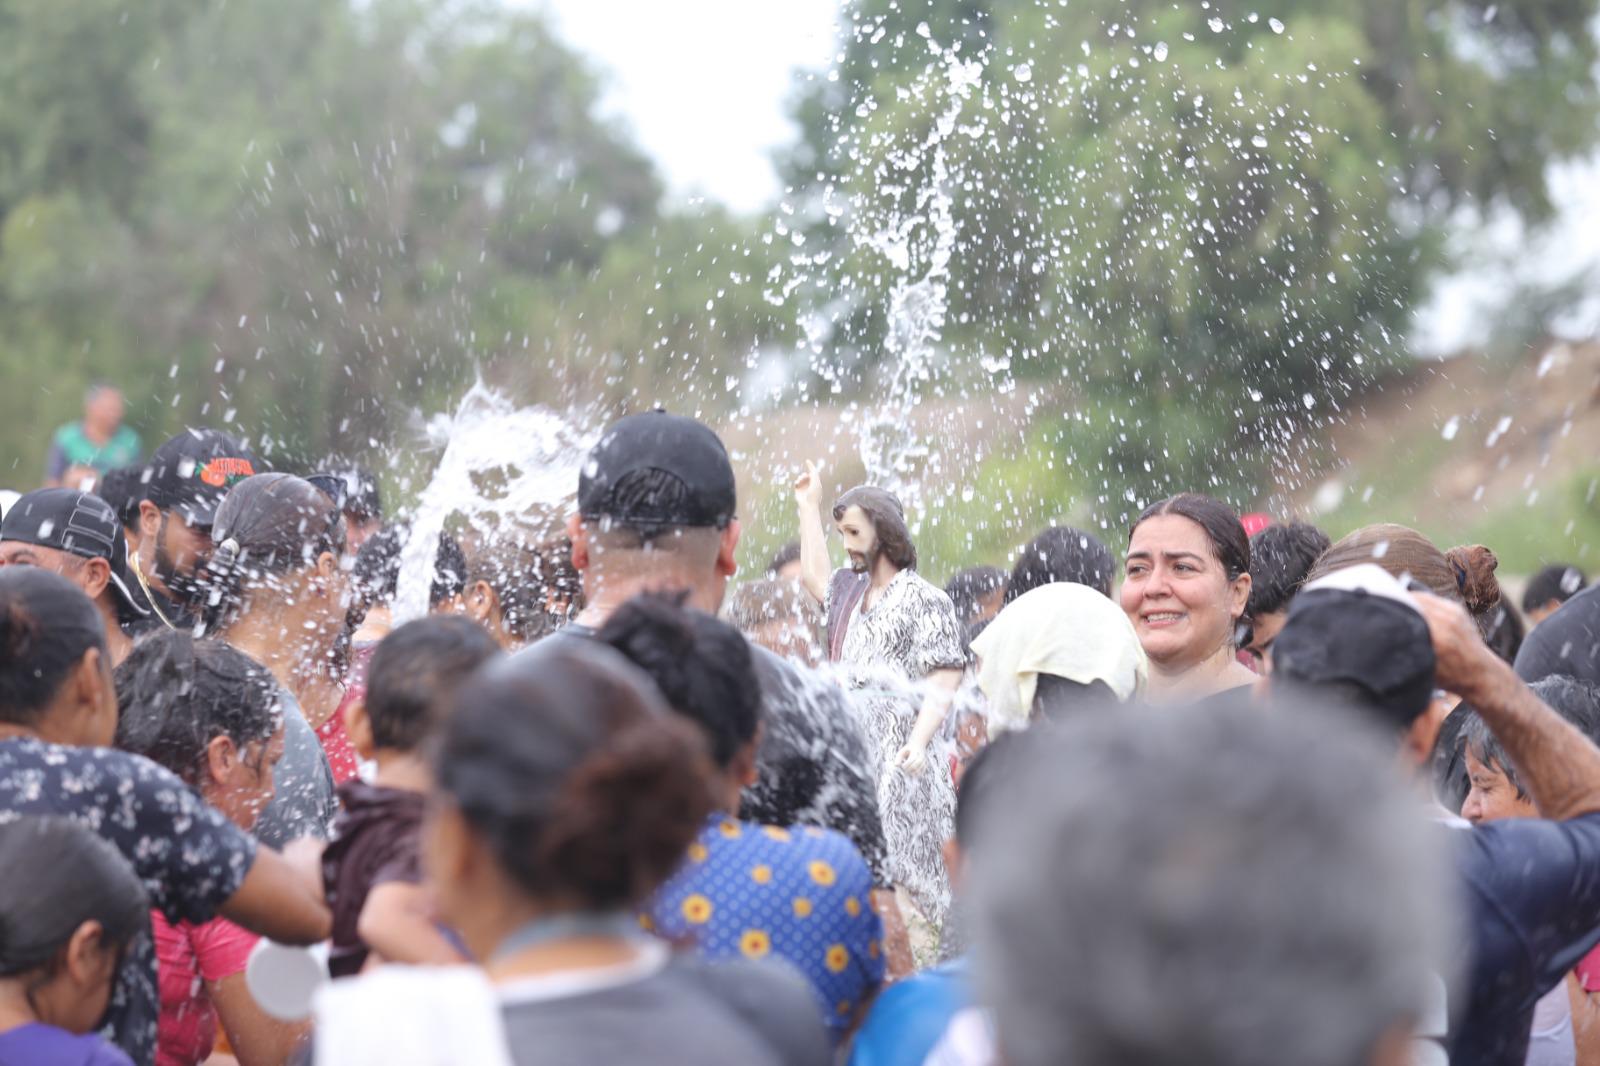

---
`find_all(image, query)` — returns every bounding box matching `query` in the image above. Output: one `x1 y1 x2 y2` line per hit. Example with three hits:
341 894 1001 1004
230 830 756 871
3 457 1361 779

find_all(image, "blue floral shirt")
644 816 886 1039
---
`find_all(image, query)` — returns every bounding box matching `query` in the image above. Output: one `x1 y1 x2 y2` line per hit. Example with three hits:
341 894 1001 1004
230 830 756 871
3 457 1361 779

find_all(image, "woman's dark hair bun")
1446 544 1500 616
537 716 715 909
435 641 715 911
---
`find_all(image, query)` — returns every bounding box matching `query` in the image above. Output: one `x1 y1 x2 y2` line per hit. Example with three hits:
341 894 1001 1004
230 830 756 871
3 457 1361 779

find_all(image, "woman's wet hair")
350 524 467 614
1246 521 1331 620
0 816 148 983
1128 493 1249 581
1308 524 1499 635
201 473 347 633
364 616 500 753
0 568 107 727
1455 676 1600 804
465 527 582 642
946 565 1008 622
1006 527 1115 602
434 642 715 909
596 591 761 769
832 485 917 571
113 631 282 785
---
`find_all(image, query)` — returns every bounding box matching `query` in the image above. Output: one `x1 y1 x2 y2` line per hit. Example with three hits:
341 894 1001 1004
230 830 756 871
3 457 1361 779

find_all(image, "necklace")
128 553 179 631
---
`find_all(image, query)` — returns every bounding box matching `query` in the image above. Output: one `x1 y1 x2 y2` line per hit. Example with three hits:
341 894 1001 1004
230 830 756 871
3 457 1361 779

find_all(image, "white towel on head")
971 583 1147 732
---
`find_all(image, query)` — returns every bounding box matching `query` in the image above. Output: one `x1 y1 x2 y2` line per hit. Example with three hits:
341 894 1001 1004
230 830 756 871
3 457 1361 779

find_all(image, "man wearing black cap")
0 489 149 665
1274 564 1600 1066
549 410 912 974
130 428 260 631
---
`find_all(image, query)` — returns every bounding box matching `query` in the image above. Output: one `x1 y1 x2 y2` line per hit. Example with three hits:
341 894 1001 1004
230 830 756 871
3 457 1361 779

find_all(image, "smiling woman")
1120 494 1257 702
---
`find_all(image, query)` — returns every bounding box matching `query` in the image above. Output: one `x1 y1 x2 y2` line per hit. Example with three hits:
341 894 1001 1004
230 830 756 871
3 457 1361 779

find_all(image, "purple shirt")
0 1023 136 1066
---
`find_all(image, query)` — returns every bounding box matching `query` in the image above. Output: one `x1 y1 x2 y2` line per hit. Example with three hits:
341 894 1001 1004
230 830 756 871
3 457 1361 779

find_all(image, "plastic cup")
246 939 330 1021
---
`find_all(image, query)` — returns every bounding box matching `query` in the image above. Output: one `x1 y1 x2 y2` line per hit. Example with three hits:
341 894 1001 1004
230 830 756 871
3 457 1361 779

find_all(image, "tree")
776 0 1600 517
0 0 790 482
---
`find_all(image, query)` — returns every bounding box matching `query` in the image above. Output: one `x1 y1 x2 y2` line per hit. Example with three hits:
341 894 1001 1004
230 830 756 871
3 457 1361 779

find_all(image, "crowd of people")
2 400 1600 1066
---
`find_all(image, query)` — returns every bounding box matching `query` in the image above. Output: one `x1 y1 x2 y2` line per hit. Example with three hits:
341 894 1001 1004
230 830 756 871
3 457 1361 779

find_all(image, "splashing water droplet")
1268 17 1285 33
1152 41 1169 62
1441 415 1460 441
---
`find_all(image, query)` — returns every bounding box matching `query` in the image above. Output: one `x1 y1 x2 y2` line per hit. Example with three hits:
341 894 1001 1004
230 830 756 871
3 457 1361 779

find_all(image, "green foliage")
778 0 1599 521
0 0 789 483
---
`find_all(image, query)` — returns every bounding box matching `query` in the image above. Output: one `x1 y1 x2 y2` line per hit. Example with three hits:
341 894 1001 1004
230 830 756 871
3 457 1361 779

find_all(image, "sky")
529 0 1599 354
534 0 841 214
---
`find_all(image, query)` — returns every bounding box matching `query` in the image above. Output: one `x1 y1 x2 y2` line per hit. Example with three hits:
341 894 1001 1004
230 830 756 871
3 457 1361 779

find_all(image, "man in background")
44 384 141 489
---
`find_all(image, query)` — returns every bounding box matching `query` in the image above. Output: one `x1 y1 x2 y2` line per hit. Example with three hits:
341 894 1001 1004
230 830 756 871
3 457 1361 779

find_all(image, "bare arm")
894 668 963 773
218 849 333 945
1415 592 1600 822
356 882 467 967
793 461 831 605
210 972 311 1066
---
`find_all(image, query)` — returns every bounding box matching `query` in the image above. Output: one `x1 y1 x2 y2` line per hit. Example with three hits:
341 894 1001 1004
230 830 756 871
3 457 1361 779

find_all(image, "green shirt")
46 422 142 481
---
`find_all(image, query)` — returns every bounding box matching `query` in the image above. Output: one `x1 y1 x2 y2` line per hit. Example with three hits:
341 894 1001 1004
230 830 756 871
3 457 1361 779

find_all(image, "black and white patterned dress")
829 568 966 927
0 738 257 1065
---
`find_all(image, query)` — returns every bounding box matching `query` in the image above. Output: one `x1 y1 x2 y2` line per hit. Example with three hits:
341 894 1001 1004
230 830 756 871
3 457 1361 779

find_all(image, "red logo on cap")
198 458 255 487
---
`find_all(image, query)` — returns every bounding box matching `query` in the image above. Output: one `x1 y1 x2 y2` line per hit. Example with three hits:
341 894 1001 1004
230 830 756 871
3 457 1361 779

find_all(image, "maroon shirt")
320 781 426 978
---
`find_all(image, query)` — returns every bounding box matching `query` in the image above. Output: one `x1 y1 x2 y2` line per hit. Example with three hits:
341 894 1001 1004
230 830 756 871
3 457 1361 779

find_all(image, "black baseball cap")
578 411 736 531
0 489 149 620
1272 565 1436 730
139 429 261 527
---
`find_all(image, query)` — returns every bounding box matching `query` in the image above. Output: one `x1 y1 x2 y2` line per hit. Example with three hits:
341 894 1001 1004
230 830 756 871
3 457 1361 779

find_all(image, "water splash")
856 50 986 523
394 381 595 622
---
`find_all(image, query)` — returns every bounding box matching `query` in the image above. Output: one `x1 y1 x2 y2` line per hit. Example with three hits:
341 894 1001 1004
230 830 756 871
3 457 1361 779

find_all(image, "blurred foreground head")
969 694 1453 1066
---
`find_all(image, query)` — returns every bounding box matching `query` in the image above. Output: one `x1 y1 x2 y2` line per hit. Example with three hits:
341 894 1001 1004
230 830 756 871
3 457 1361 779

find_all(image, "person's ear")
79 557 112 600
732 731 762 788
138 500 162 544
465 580 491 623
206 733 240 787
345 699 376 761
64 920 114 990
313 551 340 596
1229 572 1252 620
66 648 117 747
423 802 477 893
566 514 590 572
716 520 741 579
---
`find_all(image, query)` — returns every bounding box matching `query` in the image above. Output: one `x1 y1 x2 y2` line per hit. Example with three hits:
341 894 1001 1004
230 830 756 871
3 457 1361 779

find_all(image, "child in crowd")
0 816 148 1066
113 631 310 1066
321 616 499 977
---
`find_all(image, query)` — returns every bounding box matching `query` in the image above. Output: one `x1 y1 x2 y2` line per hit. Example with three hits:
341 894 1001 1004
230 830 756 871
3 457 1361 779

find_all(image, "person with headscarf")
971 583 1148 732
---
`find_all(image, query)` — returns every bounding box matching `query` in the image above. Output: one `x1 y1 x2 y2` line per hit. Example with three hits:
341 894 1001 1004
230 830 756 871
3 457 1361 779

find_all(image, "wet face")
1244 609 1288 674
0 541 85 585
1121 514 1249 671
1460 750 1536 824
834 505 880 573
209 724 286 832
142 505 214 603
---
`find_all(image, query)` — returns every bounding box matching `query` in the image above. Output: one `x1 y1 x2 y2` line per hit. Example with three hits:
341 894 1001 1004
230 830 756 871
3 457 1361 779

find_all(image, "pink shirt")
152 912 259 1066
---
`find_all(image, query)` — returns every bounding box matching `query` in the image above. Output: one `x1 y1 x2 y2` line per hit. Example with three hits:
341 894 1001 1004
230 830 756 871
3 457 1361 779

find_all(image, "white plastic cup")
246 939 330 1021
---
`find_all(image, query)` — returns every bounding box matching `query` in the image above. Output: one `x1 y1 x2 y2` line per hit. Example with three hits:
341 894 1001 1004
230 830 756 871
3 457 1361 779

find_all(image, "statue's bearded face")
834 505 881 574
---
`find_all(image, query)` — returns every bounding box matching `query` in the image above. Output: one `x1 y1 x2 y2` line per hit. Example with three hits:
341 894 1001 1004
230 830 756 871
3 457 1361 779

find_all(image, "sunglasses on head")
305 474 349 512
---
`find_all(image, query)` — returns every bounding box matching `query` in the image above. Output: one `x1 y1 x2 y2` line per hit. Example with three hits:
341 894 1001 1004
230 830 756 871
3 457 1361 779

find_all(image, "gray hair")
969 693 1455 1066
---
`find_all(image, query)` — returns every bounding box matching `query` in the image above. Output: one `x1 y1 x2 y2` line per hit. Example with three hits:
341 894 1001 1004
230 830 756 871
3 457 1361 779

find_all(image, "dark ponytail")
114 631 282 785
0 568 106 726
0 816 148 979
435 642 715 910
201 473 346 634
1129 493 1250 580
